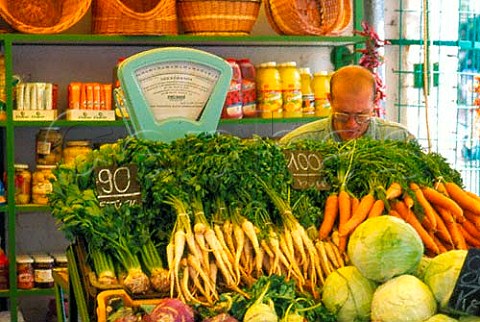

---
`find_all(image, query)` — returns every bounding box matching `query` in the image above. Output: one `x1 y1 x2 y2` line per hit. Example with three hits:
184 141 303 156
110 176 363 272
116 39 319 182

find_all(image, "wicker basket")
264 0 351 36
0 0 91 34
92 0 178 35
177 0 261 35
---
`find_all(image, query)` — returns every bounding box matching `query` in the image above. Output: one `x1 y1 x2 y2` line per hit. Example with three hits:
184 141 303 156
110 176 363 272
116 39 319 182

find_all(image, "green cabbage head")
371 274 437 322
347 216 424 282
321 265 377 322
425 314 459 322
423 250 467 312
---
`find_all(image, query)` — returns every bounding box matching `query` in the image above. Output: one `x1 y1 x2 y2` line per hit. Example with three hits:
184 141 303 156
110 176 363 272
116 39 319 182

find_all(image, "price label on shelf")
95 164 142 208
283 150 329 190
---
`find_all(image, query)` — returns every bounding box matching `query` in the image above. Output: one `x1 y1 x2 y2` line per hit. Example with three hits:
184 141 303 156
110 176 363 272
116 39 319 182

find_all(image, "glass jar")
256 62 283 119
278 61 303 118
14 164 31 204
33 255 54 288
63 140 92 166
312 71 332 117
36 127 63 165
32 165 56 205
51 253 68 269
16 255 34 290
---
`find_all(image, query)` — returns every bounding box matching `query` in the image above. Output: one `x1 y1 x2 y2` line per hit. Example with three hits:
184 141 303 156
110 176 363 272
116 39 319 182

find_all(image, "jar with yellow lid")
278 62 303 118
312 71 332 117
32 165 56 205
63 140 92 166
256 62 283 119
14 164 31 204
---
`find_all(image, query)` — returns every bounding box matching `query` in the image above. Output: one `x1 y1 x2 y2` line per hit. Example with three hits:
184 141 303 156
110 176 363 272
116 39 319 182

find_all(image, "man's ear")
327 92 332 102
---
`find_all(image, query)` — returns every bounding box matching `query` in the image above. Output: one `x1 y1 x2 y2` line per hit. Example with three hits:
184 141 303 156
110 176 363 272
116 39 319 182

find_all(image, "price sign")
283 150 329 190
95 164 142 208
448 248 480 316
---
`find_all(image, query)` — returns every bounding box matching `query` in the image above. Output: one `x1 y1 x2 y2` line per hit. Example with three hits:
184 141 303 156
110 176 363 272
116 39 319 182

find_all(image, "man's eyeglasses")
333 112 372 124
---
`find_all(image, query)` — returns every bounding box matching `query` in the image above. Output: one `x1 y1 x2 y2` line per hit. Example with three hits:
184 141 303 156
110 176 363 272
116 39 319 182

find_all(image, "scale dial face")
135 60 221 123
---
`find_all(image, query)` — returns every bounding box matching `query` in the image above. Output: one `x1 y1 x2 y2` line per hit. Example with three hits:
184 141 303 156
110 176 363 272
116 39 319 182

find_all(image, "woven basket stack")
0 0 91 34
264 0 352 35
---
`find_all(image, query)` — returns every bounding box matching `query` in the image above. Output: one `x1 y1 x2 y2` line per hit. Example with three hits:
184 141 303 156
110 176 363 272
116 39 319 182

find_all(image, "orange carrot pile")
317 180 480 258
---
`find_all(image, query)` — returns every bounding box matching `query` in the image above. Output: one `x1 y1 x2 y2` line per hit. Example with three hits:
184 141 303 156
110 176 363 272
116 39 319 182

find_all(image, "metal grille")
386 0 480 194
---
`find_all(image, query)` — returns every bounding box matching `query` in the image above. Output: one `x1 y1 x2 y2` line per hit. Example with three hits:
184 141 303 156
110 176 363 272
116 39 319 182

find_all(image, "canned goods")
36 127 63 165
32 165 56 205
14 164 31 204
63 140 92 166
33 255 54 288
256 62 283 119
17 255 34 289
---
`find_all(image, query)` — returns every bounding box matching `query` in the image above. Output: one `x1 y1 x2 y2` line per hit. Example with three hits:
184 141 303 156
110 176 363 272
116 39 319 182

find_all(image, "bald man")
280 65 414 143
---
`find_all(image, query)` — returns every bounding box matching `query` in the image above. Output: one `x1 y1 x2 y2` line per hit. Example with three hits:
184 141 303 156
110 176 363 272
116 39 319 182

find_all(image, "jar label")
34 269 53 283
36 141 51 155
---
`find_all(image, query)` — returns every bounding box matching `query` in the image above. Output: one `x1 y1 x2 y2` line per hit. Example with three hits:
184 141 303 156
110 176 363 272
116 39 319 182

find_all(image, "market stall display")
48 134 480 321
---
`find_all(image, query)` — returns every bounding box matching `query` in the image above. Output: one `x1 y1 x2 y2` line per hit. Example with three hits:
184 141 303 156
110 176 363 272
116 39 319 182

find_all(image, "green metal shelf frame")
0 2 366 319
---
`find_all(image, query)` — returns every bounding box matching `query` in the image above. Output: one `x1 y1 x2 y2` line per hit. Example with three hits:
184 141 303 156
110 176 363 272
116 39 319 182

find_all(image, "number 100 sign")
95 164 142 208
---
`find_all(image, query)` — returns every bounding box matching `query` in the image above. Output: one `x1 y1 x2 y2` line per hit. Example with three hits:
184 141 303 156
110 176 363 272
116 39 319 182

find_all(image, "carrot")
403 194 415 209
422 186 464 223
350 196 360 215
410 183 437 230
432 235 449 254
431 207 453 247
337 190 351 252
388 209 403 219
464 210 480 230
444 182 480 216
386 182 403 200
436 207 467 250
392 200 440 255
461 218 480 239
318 193 339 240
459 225 480 248
434 181 449 196
368 199 385 218
465 190 480 203
340 192 375 236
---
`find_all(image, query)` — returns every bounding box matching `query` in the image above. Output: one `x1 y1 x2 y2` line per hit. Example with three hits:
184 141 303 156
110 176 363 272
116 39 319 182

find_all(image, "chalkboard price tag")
283 150 329 190
95 164 142 208
448 248 480 316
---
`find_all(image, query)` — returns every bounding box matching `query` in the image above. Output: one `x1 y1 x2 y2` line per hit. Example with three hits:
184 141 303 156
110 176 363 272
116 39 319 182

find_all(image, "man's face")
328 86 375 141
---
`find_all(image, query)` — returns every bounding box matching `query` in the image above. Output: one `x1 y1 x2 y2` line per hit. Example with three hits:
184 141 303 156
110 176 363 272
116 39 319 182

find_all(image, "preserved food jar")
51 253 68 269
63 140 92 166
14 164 31 204
36 127 63 165
0 249 8 290
33 255 54 288
16 255 34 289
32 165 56 205
237 58 257 118
221 58 243 119
312 71 331 117
278 62 303 118
299 67 315 117
256 62 283 119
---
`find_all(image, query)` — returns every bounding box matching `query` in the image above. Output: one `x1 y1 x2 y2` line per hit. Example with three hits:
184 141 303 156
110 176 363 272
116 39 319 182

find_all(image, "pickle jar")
32 165 56 205
14 164 31 204
16 255 34 290
36 127 63 165
33 255 54 288
63 140 92 166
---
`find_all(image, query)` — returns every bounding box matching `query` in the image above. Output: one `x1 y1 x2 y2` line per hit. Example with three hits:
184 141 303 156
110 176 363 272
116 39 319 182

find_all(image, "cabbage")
347 216 424 282
321 266 377 322
371 274 437 322
423 250 467 312
459 315 480 321
425 314 459 321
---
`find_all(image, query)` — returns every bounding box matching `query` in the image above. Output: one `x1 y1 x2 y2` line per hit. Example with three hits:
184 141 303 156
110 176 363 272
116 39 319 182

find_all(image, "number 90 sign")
95 164 142 208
